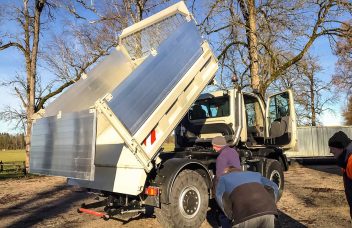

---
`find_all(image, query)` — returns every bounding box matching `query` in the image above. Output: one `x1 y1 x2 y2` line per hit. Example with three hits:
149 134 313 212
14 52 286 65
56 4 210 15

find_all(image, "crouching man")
328 131 352 220
216 166 279 228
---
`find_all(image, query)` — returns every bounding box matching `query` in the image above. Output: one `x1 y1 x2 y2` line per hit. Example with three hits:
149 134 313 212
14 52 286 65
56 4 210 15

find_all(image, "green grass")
0 149 26 162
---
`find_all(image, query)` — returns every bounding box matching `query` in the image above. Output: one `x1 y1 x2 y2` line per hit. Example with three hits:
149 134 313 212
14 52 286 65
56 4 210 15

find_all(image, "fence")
286 126 352 157
0 161 26 175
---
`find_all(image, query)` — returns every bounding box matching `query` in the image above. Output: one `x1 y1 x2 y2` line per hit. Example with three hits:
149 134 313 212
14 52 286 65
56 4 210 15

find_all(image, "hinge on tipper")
95 96 153 172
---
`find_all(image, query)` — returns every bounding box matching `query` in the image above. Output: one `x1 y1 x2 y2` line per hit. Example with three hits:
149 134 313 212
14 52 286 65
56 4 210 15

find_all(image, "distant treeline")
0 133 25 150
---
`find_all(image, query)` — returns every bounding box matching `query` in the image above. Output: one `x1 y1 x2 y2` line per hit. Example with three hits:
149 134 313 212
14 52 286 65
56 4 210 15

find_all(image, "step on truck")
30 2 296 227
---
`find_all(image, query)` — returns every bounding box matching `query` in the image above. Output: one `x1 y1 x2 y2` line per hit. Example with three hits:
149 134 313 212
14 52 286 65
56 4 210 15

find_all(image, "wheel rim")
270 170 281 189
178 186 201 219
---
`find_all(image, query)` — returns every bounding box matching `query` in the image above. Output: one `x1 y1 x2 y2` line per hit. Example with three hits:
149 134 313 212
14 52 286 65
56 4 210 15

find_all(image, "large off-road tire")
155 169 209 228
265 159 284 201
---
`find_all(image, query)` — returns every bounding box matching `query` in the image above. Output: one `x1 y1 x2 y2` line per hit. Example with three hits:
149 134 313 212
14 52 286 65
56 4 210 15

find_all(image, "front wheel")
265 159 284 201
155 169 209 228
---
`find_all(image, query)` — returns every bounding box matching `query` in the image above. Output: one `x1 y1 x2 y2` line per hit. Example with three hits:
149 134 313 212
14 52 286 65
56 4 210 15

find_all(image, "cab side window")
190 104 207 119
268 93 290 124
244 96 264 129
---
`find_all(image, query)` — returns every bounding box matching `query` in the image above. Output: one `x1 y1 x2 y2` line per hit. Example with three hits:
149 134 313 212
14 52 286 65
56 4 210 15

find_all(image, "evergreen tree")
0 133 25 150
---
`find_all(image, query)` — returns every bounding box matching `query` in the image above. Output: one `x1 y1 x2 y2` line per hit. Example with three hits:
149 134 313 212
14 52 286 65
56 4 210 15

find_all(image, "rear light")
145 186 159 196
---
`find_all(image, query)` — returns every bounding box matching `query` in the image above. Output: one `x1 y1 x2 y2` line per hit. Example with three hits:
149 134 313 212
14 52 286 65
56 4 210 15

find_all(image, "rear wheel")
155 169 209 228
265 159 284 201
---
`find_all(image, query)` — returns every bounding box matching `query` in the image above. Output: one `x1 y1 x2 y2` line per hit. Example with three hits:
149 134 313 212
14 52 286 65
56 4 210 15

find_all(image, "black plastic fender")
256 147 289 171
154 158 213 204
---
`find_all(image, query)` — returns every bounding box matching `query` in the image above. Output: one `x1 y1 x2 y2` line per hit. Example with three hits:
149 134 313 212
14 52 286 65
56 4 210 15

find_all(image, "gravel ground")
0 163 350 228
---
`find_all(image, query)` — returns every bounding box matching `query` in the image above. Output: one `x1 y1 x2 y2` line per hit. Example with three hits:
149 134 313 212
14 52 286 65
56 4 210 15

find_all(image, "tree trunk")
344 96 352 125
246 0 260 93
25 0 45 172
25 121 32 171
25 72 35 171
310 77 316 126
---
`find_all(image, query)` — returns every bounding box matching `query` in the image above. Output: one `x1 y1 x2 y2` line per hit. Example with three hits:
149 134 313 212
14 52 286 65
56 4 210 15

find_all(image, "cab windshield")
189 96 230 120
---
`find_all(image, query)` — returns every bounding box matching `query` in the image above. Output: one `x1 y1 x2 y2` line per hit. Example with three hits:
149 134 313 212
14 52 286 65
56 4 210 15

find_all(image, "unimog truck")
30 2 296 227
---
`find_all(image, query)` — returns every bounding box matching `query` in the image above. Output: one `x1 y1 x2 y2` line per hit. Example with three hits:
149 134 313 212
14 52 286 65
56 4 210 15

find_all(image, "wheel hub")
270 170 281 188
179 186 201 219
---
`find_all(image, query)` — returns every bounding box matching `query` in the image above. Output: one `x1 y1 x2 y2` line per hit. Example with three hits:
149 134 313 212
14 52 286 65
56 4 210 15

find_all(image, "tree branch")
199 0 222 27
266 1 334 88
217 41 247 60
14 87 27 108
0 42 26 54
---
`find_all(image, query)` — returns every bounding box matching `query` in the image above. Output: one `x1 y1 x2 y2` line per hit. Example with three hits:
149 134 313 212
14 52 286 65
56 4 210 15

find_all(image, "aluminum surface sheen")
109 21 202 135
44 49 132 117
30 110 96 180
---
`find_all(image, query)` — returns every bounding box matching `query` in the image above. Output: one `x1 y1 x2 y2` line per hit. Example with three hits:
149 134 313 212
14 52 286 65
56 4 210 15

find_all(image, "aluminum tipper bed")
30 2 218 227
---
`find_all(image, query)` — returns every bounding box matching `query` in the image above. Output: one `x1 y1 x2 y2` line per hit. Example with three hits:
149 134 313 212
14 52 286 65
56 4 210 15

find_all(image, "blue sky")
0 1 346 133
0 47 23 133
309 36 344 126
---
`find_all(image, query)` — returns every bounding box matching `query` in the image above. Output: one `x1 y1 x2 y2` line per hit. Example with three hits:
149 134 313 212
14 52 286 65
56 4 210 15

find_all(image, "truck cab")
148 88 296 227
176 88 297 151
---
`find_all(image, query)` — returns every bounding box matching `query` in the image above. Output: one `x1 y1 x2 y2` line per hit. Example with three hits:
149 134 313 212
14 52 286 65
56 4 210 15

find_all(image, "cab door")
265 90 297 149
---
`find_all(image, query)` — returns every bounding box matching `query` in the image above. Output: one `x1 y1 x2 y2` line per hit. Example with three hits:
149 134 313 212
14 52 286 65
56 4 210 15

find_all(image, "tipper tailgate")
30 110 96 180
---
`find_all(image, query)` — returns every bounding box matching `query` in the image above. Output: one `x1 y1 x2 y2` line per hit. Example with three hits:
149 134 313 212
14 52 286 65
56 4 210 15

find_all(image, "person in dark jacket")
216 166 279 228
212 136 241 178
328 131 352 220
212 136 241 227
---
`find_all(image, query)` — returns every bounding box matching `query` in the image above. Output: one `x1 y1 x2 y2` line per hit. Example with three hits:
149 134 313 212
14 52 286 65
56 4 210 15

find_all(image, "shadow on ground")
303 165 342 176
290 158 341 176
0 184 89 227
275 210 307 228
206 200 306 228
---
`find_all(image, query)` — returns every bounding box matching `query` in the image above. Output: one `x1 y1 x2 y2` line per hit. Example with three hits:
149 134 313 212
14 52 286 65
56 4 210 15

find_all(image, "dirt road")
0 163 350 228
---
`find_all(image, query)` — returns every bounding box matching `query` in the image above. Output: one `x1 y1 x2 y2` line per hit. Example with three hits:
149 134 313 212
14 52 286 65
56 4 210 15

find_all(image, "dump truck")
30 2 296 227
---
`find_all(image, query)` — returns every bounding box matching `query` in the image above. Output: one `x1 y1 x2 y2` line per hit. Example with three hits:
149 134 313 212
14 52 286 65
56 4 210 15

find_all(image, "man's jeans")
218 213 232 228
232 214 275 228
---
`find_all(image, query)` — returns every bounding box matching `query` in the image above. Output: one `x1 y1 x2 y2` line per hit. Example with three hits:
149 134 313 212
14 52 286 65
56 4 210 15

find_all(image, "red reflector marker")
151 129 156 144
145 186 159 196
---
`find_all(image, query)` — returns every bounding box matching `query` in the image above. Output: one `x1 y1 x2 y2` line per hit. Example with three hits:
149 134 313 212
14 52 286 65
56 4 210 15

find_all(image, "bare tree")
270 55 336 126
332 21 352 94
198 0 352 96
329 21 352 125
296 57 336 126
0 0 49 171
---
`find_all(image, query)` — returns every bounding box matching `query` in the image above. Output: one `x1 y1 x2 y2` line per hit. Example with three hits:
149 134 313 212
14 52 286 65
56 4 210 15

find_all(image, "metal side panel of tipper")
94 2 218 190
43 47 134 117
30 38 134 180
30 110 96 180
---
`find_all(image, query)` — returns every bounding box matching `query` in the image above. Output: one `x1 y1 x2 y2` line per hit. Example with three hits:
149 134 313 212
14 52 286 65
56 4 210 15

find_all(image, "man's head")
212 136 227 152
328 131 351 159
